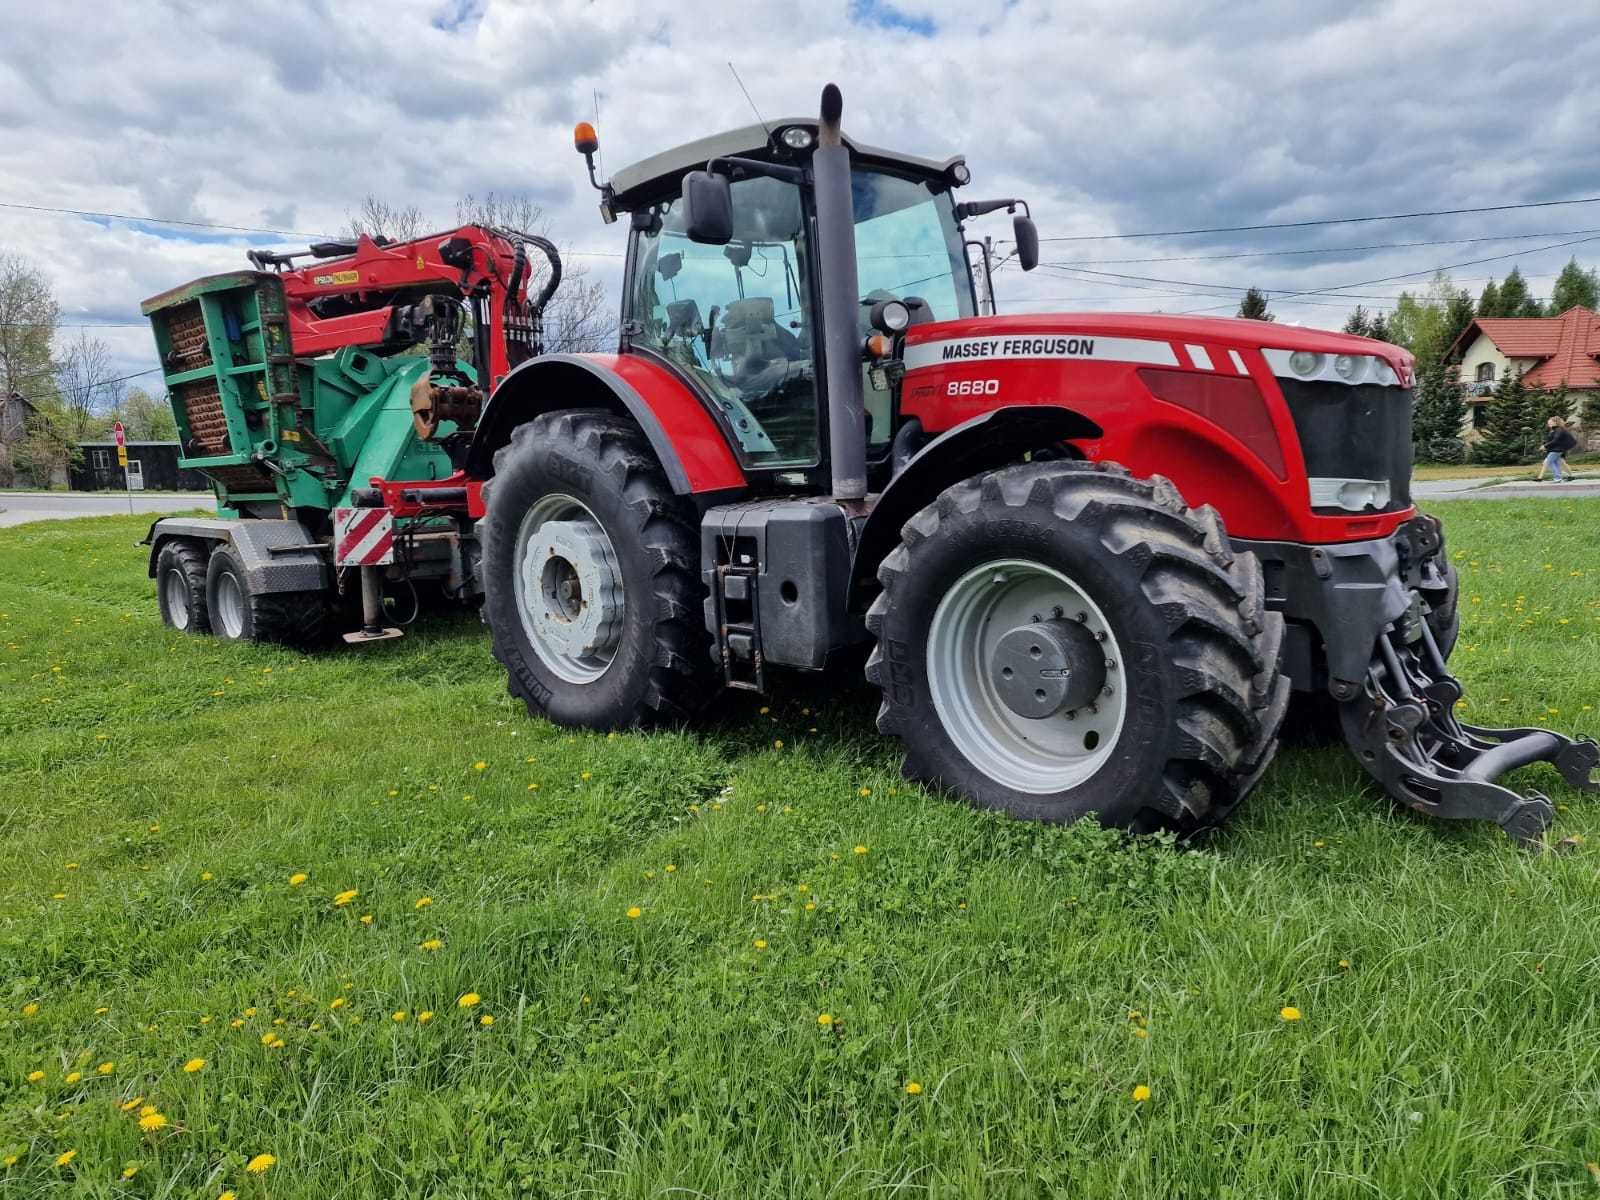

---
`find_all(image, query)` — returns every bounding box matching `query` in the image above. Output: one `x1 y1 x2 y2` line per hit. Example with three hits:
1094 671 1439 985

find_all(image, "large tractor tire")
479 410 714 728
156 539 210 634
866 461 1291 835
204 545 327 647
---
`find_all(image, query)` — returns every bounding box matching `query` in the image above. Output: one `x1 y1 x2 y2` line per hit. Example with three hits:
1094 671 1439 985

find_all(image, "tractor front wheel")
866 461 1290 835
479 410 714 728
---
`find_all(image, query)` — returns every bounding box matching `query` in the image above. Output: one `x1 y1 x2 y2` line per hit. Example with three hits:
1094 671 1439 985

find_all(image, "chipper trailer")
142 85 1597 845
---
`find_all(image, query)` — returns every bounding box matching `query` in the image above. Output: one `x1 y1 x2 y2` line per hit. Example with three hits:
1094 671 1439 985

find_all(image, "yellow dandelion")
94 1007 108 1015
360 913 374 925
420 938 444 952
230 1019 245 1028
479 1014 495 1027
1338 959 1351 970
1132 1027 1148 1039
243 1007 257 1017
457 992 481 1009
472 761 486 771
221 1192 237 1200
773 739 784 749
27 1070 44 1082
119 1096 143 1111
183 1058 205 1073
415 896 433 909
417 1010 434 1023
1132 1085 1152 1103
333 888 358 906
140 1105 157 1117
97 1062 115 1075
817 1012 834 1027
754 939 768 950
329 997 345 1010
392 1011 407 1023
260 1032 276 1045
268 1037 285 1048
52 892 67 901
65 1071 81 1083
201 871 213 881
859 787 871 797
65 861 78 870
122 1165 139 1179
804 901 816 911
904 1080 923 1095
245 1153 276 1175
626 906 642 919
55 1149 77 1167
288 872 308 887
665 863 677 873
853 844 868 855
580 771 592 781
138 1112 168 1131
1280 1006 1302 1022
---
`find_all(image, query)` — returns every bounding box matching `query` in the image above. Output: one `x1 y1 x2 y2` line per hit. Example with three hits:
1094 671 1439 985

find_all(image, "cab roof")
609 119 966 208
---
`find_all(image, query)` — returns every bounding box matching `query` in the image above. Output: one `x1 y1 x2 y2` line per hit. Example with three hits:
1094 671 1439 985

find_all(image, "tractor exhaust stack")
812 83 868 501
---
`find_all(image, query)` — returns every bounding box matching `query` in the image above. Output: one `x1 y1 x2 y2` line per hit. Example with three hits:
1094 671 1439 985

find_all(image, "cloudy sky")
4 0 1599 388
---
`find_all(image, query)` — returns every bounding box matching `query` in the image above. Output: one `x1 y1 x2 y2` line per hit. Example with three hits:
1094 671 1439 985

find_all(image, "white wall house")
1448 306 1600 446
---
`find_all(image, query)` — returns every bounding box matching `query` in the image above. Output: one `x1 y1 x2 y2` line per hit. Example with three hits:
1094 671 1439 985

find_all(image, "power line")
1044 228 1600 267
0 199 331 239
3 363 161 389
1030 195 1600 243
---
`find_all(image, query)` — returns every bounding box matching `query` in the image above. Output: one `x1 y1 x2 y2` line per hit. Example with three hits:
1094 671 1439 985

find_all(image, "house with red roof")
1449 306 1600 446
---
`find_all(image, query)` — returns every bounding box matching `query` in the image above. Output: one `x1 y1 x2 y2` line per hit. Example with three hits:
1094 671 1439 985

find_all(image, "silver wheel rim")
164 569 190 630
215 571 244 639
926 558 1128 794
513 493 625 685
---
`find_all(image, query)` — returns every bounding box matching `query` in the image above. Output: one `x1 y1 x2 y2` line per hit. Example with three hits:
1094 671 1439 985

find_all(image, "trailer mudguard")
848 405 1102 611
465 352 745 495
144 517 327 593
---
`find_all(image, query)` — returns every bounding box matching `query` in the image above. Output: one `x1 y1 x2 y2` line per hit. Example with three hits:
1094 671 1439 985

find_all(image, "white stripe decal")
903 334 1178 372
1185 344 1213 370
1228 349 1248 375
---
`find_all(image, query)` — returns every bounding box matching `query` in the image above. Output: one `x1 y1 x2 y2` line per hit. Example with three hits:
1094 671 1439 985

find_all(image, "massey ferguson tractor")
142 85 1597 845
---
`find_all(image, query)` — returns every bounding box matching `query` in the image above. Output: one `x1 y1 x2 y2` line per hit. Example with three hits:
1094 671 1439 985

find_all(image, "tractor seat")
712 297 803 364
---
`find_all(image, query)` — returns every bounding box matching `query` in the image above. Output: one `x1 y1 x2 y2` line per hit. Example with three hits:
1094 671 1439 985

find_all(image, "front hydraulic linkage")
1339 618 1600 847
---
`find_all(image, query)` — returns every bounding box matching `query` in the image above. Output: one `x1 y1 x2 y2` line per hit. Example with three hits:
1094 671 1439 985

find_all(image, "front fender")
848 405 1102 611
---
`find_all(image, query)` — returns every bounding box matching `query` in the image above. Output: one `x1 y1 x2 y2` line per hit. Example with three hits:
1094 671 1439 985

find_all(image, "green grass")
2 502 1599 1198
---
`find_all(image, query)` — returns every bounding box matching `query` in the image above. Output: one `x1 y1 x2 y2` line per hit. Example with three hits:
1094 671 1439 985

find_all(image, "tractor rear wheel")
866 461 1290 835
204 545 327 647
156 539 210 634
479 410 714 728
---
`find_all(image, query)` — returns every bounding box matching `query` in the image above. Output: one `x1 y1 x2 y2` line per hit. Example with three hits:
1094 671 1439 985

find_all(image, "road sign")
116 445 128 467
113 421 126 447
333 506 396 567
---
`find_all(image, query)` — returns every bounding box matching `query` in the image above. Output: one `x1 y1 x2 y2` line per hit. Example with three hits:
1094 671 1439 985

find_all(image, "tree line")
1237 258 1600 464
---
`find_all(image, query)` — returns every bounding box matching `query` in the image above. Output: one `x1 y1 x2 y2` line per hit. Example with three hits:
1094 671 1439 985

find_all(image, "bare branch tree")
344 195 424 244
55 330 119 440
0 252 59 399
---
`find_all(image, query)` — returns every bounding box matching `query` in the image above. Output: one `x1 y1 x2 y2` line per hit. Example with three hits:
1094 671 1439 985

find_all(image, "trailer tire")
204 545 327 647
156 539 211 634
866 460 1291 836
480 409 714 728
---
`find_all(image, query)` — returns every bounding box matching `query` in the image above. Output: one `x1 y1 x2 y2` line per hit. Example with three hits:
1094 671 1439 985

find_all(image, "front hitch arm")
1339 621 1599 847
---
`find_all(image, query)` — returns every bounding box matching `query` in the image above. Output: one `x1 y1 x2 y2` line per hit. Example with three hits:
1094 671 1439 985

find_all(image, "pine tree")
1549 258 1599 314
1441 289 1476 362
1369 312 1391 343
1238 287 1274 321
1532 384 1573 430
1474 371 1537 465
1343 305 1373 336
1498 267 1542 318
1412 362 1467 454
1477 278 1502 319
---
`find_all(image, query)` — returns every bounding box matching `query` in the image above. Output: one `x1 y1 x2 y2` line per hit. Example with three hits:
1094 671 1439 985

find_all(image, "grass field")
3 501 1599 1198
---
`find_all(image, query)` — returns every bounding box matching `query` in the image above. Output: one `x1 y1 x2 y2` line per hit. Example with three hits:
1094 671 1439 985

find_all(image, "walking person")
1538 417 1578 482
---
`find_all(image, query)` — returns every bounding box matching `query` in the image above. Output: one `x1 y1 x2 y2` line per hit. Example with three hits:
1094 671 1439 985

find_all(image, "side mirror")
681 171 733 245
1012 213 1039 272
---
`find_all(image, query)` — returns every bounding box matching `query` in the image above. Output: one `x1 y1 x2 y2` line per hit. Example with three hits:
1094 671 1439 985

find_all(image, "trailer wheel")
480 409 714 728
204 545 327 647
156 540 211 634
866 461 1290 835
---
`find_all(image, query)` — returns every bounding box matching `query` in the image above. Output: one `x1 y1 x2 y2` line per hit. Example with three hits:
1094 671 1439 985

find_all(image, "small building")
1 391 39 485
1449 305 1600 445
70 441 209 492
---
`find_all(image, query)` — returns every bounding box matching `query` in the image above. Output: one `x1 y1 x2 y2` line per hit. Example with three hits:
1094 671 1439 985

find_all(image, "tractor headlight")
1262 349 1403 388
780 126 814 151
1288 351 1324 377
870 298 911 335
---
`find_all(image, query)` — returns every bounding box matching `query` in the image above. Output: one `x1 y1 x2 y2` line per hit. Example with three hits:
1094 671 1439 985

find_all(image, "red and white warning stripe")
334 506 395 567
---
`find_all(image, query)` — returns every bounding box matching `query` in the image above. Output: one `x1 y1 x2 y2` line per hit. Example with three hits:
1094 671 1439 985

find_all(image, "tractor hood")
902 313 1415 386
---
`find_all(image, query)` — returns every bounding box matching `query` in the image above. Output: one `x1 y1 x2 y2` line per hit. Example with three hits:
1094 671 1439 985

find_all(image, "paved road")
1414 476 1600 501
0 491 216 528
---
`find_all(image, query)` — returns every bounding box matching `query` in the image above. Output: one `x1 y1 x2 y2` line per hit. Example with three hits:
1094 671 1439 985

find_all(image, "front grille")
1278 380 1413 513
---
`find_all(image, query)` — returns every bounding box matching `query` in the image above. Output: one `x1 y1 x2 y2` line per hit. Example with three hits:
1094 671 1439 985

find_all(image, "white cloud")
3 0 1598 387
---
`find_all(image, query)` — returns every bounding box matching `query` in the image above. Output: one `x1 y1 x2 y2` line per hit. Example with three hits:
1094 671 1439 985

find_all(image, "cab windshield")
627 165 974 467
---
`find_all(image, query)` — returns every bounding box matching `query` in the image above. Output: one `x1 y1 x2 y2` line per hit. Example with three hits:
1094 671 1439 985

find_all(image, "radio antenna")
727 62 771 138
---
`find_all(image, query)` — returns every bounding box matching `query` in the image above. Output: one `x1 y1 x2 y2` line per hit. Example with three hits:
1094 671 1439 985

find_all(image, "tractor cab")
593 114 1021 492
